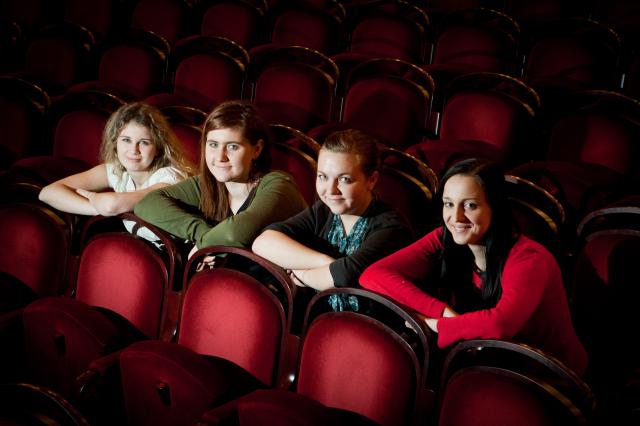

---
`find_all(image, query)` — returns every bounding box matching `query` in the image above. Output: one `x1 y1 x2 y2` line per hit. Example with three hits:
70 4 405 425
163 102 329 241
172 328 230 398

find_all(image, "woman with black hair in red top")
360 158 588 375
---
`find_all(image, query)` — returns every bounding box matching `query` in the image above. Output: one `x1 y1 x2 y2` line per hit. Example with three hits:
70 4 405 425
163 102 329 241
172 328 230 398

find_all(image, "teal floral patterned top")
326 214 369 312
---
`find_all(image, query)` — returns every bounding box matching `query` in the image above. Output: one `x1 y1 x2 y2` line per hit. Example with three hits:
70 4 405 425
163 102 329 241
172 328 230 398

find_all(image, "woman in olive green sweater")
135 101 307 254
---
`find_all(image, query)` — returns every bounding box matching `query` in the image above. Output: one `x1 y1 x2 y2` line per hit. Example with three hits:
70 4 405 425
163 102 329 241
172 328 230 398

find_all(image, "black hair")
438 158 519 311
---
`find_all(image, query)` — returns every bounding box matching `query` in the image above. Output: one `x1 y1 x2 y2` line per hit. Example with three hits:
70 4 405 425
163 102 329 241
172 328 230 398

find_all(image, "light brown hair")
100 102 192 178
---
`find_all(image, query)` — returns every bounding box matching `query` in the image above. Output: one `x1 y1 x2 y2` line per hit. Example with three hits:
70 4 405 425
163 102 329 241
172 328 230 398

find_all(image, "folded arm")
359 228 449 317
436 243 550 348
39 165 108 215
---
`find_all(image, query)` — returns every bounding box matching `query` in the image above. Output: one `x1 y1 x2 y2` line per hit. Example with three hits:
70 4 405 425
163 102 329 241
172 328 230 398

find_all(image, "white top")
106 163 184 242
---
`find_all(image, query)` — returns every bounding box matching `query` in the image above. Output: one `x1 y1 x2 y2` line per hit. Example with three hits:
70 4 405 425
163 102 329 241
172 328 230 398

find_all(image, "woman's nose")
215 147 227 161
455 206 466 221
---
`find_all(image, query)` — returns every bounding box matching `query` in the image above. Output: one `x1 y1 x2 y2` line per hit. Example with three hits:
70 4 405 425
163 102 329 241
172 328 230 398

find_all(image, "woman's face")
442 174 493 246
205 127 263 183
116 122 157 173
316 149 377 216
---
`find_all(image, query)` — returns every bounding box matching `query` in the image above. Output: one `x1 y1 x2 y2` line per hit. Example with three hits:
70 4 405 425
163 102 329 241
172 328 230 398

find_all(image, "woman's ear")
368 170 379 190
253 139 264 160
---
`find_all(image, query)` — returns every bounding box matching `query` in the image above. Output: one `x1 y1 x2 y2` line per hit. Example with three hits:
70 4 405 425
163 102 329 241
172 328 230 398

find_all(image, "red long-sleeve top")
359 227 588 376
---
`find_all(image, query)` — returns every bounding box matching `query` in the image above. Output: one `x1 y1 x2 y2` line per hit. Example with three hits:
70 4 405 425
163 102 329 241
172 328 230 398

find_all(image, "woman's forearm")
252 230 335 270
292 266 335 291
39 183 98 215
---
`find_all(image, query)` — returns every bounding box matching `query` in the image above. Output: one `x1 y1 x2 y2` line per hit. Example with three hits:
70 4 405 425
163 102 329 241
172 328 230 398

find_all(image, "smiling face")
116 121 157 173
442 174 493 247
204 127 263 183
316 149 378 216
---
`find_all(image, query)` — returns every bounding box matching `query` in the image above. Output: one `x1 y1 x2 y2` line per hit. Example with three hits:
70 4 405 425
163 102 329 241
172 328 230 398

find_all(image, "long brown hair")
100 102 193 178
199 100 271 221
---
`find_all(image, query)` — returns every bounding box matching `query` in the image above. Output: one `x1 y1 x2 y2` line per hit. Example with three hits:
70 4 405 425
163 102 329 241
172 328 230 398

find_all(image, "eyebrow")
206 139 243 144
119 135 152 142
442 197 479 201
316 171 352 177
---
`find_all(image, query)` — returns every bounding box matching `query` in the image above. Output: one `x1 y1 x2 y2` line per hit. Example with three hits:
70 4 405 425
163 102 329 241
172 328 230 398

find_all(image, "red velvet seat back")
0 77 48 167
52 109 110 166
64 0 114 41
434 25 515 72
200 1 263 48
439 367 582 426
131 0 189 45
170 122 202 166
253 63 334 131
24 37 85 93
526 38 602 89
297 313 418 426
548 112 636 177
271 7 340 54
0 204 68 297
439 91 521 150
343 76 429 149
179 268 285 386
376 166 434 236
572 231 640 391
23 297 121 397
270 142 317 206
0 95 35 166
174 53 245 111
351 15 424 63
120 340 232 426
98 44 166 99
76 234 168 339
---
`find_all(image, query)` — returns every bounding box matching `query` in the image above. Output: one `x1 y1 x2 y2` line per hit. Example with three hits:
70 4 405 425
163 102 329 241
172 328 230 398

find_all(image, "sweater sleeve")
266 200 324 240
359 228 448 317
330 209 414 287
134 176 213 243
436 238 552 348
198 171 307 248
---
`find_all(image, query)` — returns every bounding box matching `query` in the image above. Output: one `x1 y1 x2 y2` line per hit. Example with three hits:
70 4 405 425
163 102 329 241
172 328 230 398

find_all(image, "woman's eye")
208 141 218 148
339 176 352 184
465 202 477 210
317 174 326 181
140 140 151 146
227 143 239 151
443 201 453 208
120 137 131 143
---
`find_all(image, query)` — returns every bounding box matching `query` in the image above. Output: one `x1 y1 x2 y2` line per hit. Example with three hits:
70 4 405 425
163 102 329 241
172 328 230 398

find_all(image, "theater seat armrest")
76 350 123 399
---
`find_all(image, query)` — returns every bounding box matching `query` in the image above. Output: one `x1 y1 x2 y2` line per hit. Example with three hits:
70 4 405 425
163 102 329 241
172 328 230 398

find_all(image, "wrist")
297 269 308 287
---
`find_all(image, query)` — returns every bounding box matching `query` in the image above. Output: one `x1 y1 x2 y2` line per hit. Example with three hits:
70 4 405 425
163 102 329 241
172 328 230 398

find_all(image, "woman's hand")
189 245 216 271
405 312 438 333
421 305 458 333
424 317 439 333
442 305 459 318
287 269 308 287
76 189 119 216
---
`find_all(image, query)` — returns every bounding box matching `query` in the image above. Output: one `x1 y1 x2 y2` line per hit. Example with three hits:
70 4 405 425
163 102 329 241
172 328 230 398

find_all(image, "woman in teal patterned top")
252 129 413 310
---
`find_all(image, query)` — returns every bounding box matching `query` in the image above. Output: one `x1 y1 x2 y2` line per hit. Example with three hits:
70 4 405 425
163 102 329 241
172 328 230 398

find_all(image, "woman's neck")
468 244 487 271
340 214 360 235
225 180 256 214
128 170 151 189
339 196 372 235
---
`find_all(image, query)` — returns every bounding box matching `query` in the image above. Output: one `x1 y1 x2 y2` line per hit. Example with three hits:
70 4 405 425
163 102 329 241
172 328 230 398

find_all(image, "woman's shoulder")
511 234 553 256
506 234 559 270
147 166 186 185
367 200 409 222
260 170 296 185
